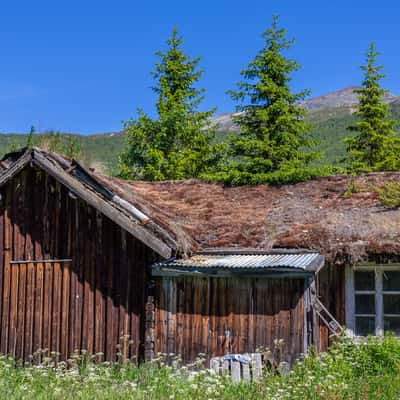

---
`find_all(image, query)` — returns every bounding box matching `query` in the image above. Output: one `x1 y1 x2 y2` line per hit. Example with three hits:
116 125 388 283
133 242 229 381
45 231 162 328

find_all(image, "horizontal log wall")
0 166 153 361
154 276 305 364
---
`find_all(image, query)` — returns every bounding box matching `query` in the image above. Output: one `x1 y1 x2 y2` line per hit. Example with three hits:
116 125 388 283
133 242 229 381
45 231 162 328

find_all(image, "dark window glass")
355 316 375 336
384 317 400 335
383 271 400 291
355 294 375 314
384 294 400 315
355 271 375 291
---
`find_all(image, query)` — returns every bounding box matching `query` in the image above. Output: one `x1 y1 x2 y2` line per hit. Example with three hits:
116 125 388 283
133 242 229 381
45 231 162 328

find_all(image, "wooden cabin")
0 148 400 364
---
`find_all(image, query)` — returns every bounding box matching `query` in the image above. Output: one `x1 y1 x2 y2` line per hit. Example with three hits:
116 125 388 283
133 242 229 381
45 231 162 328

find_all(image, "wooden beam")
0 150 32 187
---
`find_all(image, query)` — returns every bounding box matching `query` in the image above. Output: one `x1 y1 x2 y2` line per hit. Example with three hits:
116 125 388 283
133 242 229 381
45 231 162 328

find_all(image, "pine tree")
345 42 400 172
118 28 220 180
220 16 319 185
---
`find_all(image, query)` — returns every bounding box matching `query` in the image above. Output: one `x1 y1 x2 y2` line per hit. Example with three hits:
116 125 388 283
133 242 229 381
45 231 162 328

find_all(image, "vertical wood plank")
16 262 26 359
1 190 11 354
231 360 241 383
94 212 104 357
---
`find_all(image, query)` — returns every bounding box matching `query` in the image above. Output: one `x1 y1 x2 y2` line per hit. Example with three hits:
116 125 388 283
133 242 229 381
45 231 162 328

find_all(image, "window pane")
384 317 400 335
383 271 400 291
384 294 400 315
355 316 375 336
355 271 375 291
355 294 375 314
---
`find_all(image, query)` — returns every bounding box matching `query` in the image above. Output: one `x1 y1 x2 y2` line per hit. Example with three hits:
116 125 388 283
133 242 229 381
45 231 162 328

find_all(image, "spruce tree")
118 28 220 180
221 16 318 184
345 42 400 172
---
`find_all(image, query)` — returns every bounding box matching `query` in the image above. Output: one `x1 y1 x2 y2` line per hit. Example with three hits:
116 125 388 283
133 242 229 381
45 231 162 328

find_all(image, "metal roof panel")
152 251 325 276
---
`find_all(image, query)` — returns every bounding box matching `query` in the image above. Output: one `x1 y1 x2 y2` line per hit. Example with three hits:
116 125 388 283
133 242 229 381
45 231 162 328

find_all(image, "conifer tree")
345 42 400 172
219 16 318 184
118 28 220 180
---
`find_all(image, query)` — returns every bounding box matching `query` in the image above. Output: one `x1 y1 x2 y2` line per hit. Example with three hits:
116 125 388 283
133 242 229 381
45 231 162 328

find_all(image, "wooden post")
144 281 156 362
303 276 314 354
309 277 319 352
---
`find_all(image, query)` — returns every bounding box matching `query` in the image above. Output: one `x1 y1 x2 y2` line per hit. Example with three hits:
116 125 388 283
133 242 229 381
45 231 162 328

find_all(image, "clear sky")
1 0 399 134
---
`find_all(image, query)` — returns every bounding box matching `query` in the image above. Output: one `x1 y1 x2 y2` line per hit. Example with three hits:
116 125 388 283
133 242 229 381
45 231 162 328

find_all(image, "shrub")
376 180 400 208
204 165 345 186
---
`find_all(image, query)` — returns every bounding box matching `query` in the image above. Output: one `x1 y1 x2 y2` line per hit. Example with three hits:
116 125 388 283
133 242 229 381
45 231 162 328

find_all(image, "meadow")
1 335 399 400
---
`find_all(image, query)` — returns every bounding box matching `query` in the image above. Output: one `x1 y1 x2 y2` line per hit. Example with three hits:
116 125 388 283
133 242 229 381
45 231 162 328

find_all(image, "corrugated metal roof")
152 251 324 277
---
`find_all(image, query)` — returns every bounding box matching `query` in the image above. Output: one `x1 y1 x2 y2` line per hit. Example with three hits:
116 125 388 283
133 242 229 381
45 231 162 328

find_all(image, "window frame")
345 264 400 337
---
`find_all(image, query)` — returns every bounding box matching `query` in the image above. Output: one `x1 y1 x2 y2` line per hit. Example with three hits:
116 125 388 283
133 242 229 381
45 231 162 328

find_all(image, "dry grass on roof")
95 172 400 263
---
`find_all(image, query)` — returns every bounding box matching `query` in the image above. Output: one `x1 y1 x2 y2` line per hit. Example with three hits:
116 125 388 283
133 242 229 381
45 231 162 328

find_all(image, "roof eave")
150 265 315 279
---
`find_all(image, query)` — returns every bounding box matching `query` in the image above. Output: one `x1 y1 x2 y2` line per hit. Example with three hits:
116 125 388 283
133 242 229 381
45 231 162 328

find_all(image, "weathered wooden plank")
222 359 230 376
9 257 19 357
105 218 114 360
250 353 262 381
94 212 104 357
81 203 89 353
25 262 35 359
176 279 184 359
1 192 11 354
0 150 31 188
242 361 250 382
33 262 44 356
112 226 121 358
119 229 128 359
231 360 241 383
60 261 70 359
68 201 79 354
51 182 62 357
75 201 84 353
210 357 220 374
0 195 4 355
16 262 26 359
43 262 53 355
52 261 62 355
87 209 95 356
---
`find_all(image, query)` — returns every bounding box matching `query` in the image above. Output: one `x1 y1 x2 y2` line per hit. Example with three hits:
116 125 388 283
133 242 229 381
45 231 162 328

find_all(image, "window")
345 266 400 337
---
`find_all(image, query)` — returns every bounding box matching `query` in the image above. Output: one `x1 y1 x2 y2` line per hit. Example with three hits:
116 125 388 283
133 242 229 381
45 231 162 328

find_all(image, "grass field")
1 335 400 399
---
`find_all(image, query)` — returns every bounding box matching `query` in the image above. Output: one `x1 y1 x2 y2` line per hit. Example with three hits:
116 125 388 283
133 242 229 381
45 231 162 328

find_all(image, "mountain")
211 86 399 132
300 86 397 110
1 86 399 173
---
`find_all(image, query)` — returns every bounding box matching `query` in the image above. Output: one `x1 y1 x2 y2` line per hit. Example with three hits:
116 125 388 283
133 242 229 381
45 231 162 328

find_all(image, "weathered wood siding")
315 264 345 352
154 276 305 364
0 166 153 361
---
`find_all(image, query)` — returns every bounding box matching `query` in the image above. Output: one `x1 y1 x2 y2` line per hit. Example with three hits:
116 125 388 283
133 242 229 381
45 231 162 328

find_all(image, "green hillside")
308 101 400 166
0 132 126 175
1 101 400 174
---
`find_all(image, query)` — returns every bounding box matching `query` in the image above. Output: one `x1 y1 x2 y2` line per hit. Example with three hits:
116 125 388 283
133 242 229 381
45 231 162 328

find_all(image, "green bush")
204 165 345 186
376 180 400 208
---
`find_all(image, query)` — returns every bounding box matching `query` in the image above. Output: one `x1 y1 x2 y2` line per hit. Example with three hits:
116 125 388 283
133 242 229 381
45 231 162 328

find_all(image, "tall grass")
0 335 399 399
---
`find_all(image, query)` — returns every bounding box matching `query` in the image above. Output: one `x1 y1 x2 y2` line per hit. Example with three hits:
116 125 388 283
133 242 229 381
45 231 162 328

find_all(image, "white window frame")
345 264 400 337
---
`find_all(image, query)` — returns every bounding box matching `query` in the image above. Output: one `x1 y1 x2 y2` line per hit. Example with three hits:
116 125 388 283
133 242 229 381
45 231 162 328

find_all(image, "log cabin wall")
154 276 305 365
0 166 154 361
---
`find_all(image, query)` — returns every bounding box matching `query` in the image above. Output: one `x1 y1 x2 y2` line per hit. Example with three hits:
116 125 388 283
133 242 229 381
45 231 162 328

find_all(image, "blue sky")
1 0 399 134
